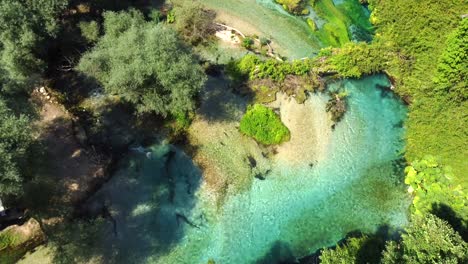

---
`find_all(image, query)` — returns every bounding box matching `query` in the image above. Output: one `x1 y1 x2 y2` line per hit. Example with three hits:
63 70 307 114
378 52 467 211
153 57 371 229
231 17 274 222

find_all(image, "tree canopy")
77 10 206 117
382 214 467 264
0 0 68 94
0 99 33 198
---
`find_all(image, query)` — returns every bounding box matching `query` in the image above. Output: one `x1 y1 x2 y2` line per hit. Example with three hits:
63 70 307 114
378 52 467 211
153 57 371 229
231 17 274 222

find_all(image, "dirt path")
32 88 107 209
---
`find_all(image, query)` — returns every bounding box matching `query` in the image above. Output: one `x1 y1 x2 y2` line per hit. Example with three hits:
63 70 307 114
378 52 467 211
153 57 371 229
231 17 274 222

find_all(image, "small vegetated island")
240 104 290 145
0 0 466 264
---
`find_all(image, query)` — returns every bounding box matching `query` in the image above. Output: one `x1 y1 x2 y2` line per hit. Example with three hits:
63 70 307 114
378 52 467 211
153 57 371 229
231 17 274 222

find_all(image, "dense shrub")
0 0 69 94
321 214 467 264
77 10 206 117
319 42 391 77
227 54 313 82
382 214 467 264
0 99 33 198
320 235 385 264
434 19 467 101
242 37 254 49
79 21 100 43
239 104 290 145
174 1 216 45
404 157 467 219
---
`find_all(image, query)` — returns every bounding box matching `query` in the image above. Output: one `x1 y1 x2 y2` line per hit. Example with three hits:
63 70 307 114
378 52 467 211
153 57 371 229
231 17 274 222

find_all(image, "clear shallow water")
91 75 409 264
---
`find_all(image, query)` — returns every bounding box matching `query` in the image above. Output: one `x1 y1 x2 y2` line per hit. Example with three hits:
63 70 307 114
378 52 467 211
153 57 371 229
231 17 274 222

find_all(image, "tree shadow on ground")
54 145 203 263
431 203 468 241
196 75 248 123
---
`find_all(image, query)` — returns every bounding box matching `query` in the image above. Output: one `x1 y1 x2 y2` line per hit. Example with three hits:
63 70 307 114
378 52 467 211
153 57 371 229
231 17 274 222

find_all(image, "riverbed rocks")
0 218 45 263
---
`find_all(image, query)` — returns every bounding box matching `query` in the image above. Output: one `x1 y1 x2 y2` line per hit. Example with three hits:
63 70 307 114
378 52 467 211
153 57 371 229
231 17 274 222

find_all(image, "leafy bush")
382 214 467 264
239 104 290 145
434 18 467 101
366 0 467 184
404 157 467 219
0 99 33 198
227 54 314 82
174 2 216 45
320 235 385 264
79 21 100 43
242 37 254 49
275 0 307 15
322 42 389 77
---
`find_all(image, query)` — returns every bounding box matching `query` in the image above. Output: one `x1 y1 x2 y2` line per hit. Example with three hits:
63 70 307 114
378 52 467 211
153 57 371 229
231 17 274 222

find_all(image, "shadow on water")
255 240 296 264
51 144 203 263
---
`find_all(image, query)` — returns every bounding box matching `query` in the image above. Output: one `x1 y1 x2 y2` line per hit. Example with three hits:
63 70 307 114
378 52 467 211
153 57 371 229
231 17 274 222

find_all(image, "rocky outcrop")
0 218 46 264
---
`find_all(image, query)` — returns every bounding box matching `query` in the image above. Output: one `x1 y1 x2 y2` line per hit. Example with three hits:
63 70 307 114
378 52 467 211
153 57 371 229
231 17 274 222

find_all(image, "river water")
89 74 410 264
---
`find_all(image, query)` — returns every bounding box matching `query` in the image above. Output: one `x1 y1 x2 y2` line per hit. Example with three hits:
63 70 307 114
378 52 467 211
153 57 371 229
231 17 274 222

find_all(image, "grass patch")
240 104 290 145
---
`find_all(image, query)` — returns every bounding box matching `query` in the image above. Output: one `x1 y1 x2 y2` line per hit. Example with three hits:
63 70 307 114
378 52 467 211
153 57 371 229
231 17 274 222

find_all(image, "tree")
77 10 206 117
382 214 467 264
0 99 33 198
79 21 100 44
0 0 68 94
174 1 216 45
320 235 384 264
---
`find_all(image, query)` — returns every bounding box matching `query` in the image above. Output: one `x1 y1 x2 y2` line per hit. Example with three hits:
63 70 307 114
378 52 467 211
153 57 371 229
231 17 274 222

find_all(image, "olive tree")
0 0 68 94
0 99 33 198
77 10 206 117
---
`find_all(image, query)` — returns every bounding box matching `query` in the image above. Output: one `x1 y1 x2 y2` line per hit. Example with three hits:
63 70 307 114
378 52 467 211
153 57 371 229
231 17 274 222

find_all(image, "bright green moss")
239 104 290 145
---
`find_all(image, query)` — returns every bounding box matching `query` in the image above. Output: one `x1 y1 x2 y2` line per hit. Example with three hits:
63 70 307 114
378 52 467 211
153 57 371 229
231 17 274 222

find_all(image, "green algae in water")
93 75 409 263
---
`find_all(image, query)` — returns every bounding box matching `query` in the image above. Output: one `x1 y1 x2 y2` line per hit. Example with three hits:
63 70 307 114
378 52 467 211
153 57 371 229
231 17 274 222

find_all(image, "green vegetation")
320 0 467 186
404 157 467 219
0 99 33 198
318 42 391 78
312 0 373 46
382 214 467 264
434 19 467 102
368 0 467 186
174 1 216 45
227 54 314 82
0 0 68 94
0 229 24 263
239 104 290 145
321 214 467 264
77 9 206 117
275 0 308 15
320 235 385 264
241 37 255 49
79 21 100 44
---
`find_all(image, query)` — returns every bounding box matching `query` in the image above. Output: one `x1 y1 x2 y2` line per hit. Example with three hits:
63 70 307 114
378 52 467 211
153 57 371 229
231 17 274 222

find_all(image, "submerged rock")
247 155 257 168
254 174 266 180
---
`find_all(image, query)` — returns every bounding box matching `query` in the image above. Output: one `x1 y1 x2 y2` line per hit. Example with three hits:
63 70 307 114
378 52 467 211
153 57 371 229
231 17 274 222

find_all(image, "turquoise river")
88 75 410 263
